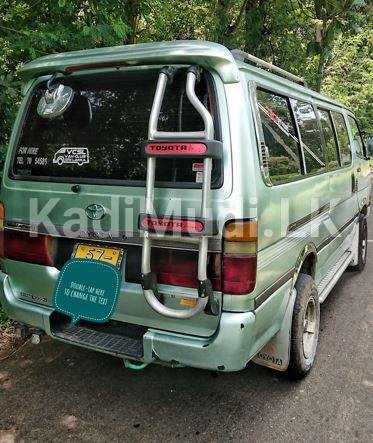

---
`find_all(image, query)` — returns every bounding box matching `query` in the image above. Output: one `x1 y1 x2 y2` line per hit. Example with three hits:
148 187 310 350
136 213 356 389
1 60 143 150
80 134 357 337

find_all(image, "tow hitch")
14 323 44 344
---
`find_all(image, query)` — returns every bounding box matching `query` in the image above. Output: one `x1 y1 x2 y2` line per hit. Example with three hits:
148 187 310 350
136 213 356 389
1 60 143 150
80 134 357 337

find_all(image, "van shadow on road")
1 252 372 442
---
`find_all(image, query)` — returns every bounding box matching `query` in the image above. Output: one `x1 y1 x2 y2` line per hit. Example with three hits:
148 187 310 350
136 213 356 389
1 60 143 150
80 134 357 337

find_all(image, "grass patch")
0 305 12 330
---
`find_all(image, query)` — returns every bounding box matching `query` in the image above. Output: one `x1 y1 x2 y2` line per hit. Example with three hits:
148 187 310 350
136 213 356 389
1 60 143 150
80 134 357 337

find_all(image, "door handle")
352 173 357 193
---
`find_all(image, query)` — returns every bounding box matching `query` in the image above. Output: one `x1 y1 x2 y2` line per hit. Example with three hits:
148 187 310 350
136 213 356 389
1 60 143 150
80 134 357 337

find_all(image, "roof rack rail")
231 49 308 87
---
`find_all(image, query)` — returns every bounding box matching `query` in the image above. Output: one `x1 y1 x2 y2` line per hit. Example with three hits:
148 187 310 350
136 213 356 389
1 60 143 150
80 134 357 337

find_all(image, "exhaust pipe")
30 330 44 345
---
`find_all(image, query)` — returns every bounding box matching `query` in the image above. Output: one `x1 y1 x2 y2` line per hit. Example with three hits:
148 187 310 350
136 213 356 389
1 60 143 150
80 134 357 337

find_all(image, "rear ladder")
139 66 222 319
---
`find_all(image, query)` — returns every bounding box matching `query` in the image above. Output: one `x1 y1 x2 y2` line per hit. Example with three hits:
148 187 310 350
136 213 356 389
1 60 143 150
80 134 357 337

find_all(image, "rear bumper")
0 272 256 371
0 272 54 333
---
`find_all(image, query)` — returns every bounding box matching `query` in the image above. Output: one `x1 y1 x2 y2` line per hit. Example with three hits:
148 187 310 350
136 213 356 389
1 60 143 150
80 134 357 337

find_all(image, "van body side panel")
240 69 364 355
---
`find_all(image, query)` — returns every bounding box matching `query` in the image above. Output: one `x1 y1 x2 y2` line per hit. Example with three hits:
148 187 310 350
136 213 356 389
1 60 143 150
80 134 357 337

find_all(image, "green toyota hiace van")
0 41 370 377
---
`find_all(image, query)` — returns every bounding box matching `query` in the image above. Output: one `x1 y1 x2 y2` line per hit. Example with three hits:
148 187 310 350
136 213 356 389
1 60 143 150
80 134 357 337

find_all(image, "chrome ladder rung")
140 65 219 319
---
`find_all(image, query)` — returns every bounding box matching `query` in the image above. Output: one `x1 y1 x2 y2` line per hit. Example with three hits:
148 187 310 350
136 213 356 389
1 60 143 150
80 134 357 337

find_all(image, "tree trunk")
244 0 266 56
215 0 232 44
224 0 249 37
123 0 140 45
316 48 326 92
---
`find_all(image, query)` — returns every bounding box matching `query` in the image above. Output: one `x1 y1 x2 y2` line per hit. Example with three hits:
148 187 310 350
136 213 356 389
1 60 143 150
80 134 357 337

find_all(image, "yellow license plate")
73 244 123 268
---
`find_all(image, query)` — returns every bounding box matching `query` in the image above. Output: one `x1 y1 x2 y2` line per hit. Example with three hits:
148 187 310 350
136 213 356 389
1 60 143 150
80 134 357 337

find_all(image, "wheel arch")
360 204 369 218
292 243 318 286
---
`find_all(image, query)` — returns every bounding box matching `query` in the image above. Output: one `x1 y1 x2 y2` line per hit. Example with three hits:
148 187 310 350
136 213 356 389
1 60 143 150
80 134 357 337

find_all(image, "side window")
347 116 364 157
292 100 325 174
331 112 352 166
318 109 340 170
256 89 301 184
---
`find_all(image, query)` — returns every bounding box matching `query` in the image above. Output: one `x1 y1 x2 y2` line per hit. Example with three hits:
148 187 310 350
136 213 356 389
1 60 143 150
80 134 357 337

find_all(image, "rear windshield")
11 68 221 187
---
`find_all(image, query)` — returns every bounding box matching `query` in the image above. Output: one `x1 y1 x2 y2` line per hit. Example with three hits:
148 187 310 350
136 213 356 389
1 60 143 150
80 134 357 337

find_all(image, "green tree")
322 25 373 131
300 0 367 91
141 0 217 41
0 0 371 171
0 0 146 169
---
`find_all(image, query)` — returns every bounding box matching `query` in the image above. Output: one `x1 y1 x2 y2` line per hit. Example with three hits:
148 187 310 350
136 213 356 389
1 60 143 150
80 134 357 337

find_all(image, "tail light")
222 220 257 295
3 229 53 266
150 220 257 295
152 249 221 290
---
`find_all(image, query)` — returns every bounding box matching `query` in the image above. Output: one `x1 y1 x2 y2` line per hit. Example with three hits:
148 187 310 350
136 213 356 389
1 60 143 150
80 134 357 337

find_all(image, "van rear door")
4 67 224 337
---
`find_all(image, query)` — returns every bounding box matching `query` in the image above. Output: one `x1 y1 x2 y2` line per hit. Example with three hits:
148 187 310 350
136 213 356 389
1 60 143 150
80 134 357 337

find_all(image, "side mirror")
37 74 92 125
37 83 75 119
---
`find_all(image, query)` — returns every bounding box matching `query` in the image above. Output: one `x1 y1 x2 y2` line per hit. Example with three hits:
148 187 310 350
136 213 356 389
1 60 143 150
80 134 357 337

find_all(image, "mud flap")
252 288 297 371
347 219 360 267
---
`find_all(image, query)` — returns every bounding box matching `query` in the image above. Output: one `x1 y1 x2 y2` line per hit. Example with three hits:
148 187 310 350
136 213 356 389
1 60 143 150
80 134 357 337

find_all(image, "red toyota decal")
142 216 204 233
146 143 207 155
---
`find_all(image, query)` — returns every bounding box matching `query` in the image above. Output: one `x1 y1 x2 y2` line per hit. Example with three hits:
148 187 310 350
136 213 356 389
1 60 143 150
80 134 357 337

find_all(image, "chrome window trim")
248 80 356 187
317 107 342 169
290 98 327 174
288 97 307 174
330 110 353 168
248 80 272 187
346 114 367 159
249 81 308 187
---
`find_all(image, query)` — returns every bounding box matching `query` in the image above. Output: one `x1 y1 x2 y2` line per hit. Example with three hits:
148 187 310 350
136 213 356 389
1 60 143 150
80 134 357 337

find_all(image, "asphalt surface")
1 222 372 442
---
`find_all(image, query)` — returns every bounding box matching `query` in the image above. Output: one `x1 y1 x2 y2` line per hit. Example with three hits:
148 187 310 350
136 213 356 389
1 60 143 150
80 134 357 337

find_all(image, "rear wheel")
287 273 320 379
348 214 367 272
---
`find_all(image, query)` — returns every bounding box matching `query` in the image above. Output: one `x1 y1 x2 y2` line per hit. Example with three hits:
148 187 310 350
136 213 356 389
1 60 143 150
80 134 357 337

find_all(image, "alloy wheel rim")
361 221 367 264
303 297 317 359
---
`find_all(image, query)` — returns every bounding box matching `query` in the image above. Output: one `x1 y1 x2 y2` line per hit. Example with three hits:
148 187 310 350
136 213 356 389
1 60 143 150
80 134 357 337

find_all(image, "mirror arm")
46 73 58 92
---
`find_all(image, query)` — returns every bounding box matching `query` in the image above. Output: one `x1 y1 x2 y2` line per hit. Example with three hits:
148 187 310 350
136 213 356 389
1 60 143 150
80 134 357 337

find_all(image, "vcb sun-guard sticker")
53 147 90 166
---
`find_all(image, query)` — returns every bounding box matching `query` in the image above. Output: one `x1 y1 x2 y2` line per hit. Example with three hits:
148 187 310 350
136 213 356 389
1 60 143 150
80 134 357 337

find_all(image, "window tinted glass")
318 109 340 169
257 90 301 184
292 100 325 174
12 69 221 187
348 116 364 157
331 112 351 166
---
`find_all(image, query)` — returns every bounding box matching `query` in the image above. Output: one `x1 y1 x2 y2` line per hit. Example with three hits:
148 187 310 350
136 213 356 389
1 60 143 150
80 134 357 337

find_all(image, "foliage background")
1 0 372 170
0 0 372 327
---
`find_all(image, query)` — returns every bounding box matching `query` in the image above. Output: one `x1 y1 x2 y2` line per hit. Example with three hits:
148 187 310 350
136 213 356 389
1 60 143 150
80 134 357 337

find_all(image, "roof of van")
19 40 347 110
19 40 240 84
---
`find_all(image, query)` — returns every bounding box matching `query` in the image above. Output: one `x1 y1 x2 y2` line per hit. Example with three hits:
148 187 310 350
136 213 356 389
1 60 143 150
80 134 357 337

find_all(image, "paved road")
1 222 372 443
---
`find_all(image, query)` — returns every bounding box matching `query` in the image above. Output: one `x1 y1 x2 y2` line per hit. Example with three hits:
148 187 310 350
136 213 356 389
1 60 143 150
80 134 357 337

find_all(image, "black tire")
348 214 367 272
287 273 320 379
